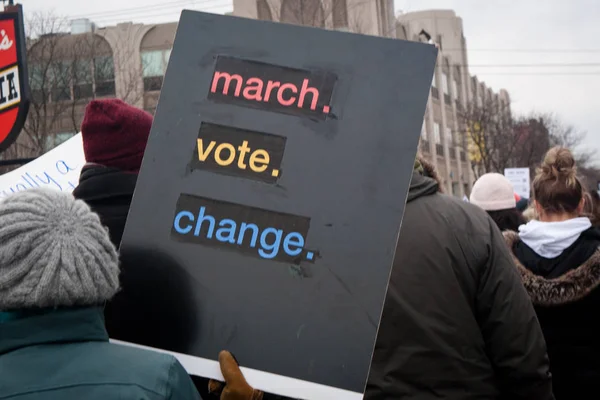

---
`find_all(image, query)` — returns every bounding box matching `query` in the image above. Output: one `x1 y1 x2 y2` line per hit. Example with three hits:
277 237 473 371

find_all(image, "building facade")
232 0 395 37
397 10 510 196
17 5 510 197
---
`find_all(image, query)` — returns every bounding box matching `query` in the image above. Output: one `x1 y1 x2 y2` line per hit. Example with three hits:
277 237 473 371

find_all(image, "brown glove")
208 351 264 400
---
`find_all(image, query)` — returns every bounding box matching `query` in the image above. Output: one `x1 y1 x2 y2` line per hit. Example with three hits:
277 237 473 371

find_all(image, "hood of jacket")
73 164 137 203
504 230 600 306
407 157 441 203
518 217 592 258
72 165 137 248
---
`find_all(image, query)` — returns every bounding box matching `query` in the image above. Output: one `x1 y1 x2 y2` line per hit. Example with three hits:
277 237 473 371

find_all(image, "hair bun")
540 146 577 181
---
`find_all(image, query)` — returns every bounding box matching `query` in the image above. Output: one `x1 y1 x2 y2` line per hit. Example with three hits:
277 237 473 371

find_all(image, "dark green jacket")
0 308 201 400
365 171 553 399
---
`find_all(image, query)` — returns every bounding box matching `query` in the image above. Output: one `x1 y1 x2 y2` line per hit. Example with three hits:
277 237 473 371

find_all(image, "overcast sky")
22 0 600 160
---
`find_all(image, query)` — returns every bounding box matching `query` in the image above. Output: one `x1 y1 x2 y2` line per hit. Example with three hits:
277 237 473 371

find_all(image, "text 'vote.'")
191 122 286 184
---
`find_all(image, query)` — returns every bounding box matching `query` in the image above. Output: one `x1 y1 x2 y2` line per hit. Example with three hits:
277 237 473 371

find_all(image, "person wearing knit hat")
0 188 201 400
470 173 526 232
81 98 153 174
74 99 153 249
72 99 264 399
71 99 209 394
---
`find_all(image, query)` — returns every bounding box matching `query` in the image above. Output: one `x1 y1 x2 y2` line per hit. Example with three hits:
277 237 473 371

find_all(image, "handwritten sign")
504 167 530 199
0 133 84 197
120 11 437 400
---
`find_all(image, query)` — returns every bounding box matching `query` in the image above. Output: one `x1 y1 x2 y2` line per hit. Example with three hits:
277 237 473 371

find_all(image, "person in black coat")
365 157 553 400
73 99 268 400
72 98 208 390
504 147 600 400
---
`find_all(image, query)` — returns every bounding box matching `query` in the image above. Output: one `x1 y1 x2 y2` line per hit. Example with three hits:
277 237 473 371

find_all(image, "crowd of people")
1 98 599 399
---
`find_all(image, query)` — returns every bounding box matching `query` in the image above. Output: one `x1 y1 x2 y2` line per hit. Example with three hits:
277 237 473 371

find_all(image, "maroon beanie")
81 99 153 173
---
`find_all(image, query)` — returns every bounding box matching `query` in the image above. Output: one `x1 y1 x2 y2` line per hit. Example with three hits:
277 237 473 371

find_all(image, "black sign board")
120 11 436 399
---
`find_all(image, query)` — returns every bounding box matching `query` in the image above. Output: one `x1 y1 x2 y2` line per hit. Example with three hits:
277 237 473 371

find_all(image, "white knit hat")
470 173 517 211
0 188 119 311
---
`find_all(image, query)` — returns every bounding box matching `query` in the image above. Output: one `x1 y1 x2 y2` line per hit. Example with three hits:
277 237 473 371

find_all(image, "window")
332 0 348 29
445 127 453 145
431 74 439 99
452 79 458 100
28 53 115 104
434 123 441 144
142 49 171 91
73 59 93 100
442 73 451 103
436 34 443 50
50 62 71 102
45 132 76 151
55 132 75 145
29 64 47 103
94 56 116 97
442 73 449 95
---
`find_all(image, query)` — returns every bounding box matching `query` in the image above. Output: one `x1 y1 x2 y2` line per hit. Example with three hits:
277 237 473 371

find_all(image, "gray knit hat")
0 188 119 311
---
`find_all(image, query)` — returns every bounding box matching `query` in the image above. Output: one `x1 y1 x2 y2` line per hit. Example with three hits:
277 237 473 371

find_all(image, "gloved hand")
208 351 264 400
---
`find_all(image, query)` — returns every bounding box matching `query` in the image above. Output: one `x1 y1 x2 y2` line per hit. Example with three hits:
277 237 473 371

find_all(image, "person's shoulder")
101 341 179 371
92 342 185 395
423 192 494 230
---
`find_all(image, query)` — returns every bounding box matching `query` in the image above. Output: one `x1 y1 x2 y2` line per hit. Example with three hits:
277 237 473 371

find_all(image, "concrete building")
232 5 511 195
232 0 395 37
397 10 511 196
18 5 510 197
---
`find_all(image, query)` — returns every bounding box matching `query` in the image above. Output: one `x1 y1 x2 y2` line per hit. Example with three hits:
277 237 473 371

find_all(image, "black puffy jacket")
505 229 600 400
72 164 136 249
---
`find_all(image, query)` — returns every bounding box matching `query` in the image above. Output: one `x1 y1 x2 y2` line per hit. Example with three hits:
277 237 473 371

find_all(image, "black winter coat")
72 165 136 249
505 229 600 400
365 171 553 400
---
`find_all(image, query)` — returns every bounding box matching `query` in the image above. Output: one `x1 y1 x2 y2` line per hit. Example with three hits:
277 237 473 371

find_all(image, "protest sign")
505 167 531 199
120 11 437 399
0 133 84 197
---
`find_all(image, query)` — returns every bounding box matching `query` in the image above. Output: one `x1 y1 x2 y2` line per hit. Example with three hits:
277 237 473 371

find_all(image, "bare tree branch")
2 11 144 167
457 96 517 177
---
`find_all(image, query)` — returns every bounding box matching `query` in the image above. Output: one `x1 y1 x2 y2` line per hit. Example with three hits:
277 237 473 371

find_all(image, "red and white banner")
0 4 29 153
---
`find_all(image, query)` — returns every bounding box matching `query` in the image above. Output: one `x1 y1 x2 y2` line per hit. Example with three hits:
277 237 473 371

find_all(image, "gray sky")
23 0 600 161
